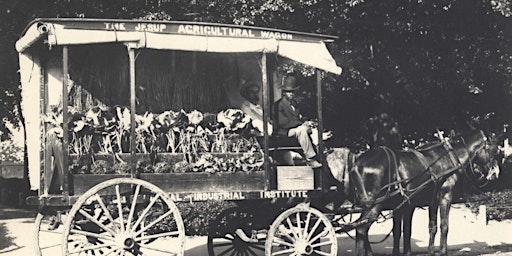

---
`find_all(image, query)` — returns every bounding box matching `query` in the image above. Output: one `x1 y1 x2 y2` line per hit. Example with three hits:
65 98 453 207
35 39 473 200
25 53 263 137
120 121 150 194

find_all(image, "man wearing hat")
274 76 322 168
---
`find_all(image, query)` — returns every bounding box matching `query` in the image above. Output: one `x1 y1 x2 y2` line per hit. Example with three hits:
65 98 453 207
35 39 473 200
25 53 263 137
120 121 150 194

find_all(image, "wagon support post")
261 52 270 190
316 69 324 189
127 44 137 177
62 46 69 195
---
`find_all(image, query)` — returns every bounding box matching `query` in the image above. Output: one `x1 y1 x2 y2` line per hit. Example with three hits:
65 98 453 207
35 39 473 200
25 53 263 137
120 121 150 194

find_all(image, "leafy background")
0 0 511 147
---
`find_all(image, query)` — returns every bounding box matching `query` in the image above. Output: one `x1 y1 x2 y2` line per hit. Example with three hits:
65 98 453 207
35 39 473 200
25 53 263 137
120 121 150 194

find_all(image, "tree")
0 0 511 149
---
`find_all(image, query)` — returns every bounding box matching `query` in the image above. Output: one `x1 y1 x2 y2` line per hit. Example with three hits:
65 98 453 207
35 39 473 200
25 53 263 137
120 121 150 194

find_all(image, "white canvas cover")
19 53 42 190
16 20 342 189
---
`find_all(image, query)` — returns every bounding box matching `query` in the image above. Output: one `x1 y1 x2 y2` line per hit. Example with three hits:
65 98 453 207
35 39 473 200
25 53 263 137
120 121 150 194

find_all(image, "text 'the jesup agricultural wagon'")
17 18 348 256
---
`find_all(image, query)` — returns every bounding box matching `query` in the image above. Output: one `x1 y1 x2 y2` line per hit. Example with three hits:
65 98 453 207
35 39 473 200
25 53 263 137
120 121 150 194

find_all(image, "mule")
326 148 415 255
348 129 500 256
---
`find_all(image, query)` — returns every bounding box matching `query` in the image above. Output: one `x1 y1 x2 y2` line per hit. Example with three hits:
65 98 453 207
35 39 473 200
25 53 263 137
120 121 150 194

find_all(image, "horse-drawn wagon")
17 18 345 256
17 18 501 256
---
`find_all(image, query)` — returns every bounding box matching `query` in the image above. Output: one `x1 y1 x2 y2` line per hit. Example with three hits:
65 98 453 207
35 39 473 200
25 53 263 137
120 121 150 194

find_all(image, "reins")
350 133 488 227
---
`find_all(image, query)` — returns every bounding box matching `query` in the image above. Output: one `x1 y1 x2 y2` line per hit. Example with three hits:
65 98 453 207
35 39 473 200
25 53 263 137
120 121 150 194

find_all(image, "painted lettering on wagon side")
259 190 307 199
177 24 256 38
134 23 167 32
169 192 246 201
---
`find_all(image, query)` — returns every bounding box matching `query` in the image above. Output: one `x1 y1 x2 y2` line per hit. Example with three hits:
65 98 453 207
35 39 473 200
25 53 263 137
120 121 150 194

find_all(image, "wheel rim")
62 178 185 256
35 211 67 256
265 204 337 256
207 207 266 256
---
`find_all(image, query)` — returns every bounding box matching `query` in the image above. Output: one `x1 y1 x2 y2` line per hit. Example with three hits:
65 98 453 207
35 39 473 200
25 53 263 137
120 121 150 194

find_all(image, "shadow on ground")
0 223 15 251
0 206 35 220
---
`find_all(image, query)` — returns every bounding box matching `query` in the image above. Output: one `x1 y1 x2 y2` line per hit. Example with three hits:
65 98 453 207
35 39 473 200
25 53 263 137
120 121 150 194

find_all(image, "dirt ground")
0 203 511 256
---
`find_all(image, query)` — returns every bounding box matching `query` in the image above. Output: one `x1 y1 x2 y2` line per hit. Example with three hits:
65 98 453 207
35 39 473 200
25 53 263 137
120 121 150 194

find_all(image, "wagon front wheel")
62 178 185 256
34 210 67 256
265 204 338 256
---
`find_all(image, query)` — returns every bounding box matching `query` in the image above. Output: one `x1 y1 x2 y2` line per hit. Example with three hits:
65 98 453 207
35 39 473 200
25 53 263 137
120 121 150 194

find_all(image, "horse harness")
360 134 490 221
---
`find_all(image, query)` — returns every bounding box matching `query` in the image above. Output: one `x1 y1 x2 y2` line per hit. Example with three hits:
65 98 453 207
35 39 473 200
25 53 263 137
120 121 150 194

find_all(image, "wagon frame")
17 18 344 256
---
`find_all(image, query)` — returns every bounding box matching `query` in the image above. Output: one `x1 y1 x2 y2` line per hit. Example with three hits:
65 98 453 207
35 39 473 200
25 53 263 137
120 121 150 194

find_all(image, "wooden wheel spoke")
313 249 331 256
247 243 265 251
115 185 125 232
126 184 141 230
217 246 235 256
63 179 184 256
303 212 311 239
134 209 174 237
271 248 295 256
305 218 322 241
94 194 116 230
245 245 260 256
102 248 119 256
309 228 328 244
40 229 62 235
71 228 115 241
40 243 61 250
285 218 298 240
134 230 180 241
278 225 295 243
295 212 302 239
266 207 337 256
211 241 234 248
79 209 117 236
131 194 160 233
311 240 332 248
138 244 178 255
272 237 294 248
69 242 115 254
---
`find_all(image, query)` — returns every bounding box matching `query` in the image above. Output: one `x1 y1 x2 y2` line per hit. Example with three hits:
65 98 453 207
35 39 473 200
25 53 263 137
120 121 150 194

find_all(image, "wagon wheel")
61 178 185 256
207 206 266 256
265 204 338 256
34 210 68 256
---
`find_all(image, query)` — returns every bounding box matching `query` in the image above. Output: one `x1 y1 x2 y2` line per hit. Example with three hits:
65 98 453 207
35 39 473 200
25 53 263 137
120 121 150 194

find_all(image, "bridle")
459 132 498 188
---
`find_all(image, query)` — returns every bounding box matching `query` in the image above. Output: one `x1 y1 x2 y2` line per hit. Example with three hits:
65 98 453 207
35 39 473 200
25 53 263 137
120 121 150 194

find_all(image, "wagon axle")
116 233 136 250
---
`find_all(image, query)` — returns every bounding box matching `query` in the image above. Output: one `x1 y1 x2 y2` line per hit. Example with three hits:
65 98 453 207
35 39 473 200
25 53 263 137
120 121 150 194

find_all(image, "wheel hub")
116 233 137 250
295 240 313 255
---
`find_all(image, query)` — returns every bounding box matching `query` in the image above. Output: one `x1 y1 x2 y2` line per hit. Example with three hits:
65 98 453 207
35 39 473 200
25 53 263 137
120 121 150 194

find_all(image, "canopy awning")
17 19 342 190
16 19 342 75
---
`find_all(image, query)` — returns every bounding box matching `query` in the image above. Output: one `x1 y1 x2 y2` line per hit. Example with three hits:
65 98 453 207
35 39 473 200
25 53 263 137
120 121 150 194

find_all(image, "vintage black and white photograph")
0 0 511 255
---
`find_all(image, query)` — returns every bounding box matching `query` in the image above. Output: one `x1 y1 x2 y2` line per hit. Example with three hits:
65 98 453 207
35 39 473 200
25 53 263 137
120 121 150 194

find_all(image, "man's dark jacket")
273 96 302 136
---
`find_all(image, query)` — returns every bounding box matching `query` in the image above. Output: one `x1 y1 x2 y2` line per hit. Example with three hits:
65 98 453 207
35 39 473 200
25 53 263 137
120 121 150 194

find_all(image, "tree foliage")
0 0 511 148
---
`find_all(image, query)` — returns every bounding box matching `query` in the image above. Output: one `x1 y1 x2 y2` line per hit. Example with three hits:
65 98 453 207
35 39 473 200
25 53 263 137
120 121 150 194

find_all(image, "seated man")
239 81 273 135
273 76 323 168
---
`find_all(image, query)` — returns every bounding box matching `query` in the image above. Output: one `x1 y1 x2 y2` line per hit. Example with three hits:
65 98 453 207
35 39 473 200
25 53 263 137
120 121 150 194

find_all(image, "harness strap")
410 149 441 183
381 147 410 203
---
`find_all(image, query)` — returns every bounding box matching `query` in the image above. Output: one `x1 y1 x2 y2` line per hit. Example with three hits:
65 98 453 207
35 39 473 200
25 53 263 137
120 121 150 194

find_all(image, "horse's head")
459 130 501 181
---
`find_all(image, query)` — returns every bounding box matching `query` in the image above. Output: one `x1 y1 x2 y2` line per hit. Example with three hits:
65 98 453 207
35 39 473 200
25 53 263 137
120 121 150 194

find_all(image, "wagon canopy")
16 19 342 190
16 18 342 74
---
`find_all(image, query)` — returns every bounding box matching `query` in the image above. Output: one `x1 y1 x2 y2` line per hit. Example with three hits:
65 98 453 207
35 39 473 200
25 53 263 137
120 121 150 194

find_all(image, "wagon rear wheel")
207 206 266 256
265 204 338 256
34 210 67 256
61 178 185 256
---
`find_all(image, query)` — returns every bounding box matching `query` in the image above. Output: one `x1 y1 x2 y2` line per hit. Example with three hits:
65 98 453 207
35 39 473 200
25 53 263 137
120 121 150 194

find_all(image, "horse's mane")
416 141 444 152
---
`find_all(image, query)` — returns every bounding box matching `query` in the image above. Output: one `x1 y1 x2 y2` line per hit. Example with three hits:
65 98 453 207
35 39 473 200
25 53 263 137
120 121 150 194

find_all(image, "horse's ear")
449 129 456 139
467 121 477 130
